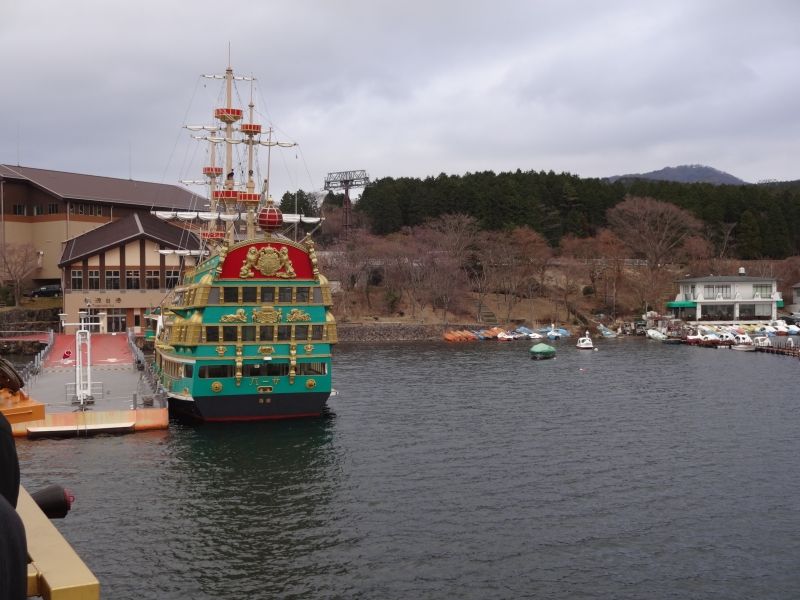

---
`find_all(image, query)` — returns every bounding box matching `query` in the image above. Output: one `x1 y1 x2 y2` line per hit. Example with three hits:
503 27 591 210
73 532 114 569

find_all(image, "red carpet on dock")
44 334 134 368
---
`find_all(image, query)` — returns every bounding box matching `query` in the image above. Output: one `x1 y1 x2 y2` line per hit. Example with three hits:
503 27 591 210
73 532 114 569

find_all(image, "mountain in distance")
607 164 748 185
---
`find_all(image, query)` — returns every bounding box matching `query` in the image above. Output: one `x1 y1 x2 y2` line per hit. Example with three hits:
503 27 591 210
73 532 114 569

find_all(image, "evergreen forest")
353 171 800 260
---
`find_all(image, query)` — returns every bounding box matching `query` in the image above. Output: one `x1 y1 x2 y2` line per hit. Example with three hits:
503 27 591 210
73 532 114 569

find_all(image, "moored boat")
576 331 594 350
152 62 335 422
529 343 556 360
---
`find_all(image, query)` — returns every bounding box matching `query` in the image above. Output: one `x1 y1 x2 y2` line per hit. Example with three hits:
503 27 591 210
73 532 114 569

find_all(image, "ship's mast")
239 81 262 239
211 62 244 244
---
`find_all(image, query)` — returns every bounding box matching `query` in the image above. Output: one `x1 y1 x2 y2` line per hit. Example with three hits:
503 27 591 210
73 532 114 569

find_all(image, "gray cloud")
2 0 799 198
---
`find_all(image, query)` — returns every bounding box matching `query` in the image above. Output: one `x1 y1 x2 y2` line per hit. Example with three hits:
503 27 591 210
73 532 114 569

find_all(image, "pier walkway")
5 333 167 437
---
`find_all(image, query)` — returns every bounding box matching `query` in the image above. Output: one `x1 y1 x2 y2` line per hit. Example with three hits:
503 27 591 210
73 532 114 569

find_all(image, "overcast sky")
2 0 799 200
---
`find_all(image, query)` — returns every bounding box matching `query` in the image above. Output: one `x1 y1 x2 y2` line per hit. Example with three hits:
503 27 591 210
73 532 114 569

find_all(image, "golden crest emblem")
252 306 282 324
239 245 296 279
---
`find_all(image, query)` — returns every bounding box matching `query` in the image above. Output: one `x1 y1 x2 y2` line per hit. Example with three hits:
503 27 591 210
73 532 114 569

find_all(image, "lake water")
16 338 800 599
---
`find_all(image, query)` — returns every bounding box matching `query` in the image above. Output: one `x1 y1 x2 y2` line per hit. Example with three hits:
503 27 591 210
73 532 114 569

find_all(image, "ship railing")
18 486 100 599
127 328 167 405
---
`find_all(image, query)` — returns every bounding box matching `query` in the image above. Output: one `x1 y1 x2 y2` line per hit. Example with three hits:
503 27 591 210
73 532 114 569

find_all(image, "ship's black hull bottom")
168 392 331 422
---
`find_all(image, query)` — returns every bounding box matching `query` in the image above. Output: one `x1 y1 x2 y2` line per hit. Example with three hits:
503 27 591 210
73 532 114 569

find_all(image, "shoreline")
337 322 483 342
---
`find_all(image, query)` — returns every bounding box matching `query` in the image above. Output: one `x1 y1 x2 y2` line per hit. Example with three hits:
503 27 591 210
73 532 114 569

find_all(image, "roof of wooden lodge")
59 212 201 266
0 164 204 211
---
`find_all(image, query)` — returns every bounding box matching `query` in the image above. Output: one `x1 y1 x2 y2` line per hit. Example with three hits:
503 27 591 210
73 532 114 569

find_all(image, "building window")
32 205 44 216
165 270 180 288
145 270 159 290
71 269 83 290
753 284 772 299
106 270 120 289
88 270 100 290
48 203 59 214
126 270 140 289
12 205 26 216
704 284 731 299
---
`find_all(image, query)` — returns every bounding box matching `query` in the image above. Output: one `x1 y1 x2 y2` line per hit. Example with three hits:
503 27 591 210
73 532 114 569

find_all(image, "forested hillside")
354 170 800 260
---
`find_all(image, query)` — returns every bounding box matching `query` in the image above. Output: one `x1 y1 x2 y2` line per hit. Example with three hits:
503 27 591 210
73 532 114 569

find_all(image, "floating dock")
1 333 167 438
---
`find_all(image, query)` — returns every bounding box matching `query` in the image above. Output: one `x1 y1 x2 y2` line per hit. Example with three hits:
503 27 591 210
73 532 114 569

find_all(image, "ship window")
259 325 274 341
296 287 309 302
260 287 275 303
312 287 322 303
207 287 219 303
223 287 239 303
243 363 262 377
206 326 219 342
242 326 256 341
278 287 293 303
297 362 327 376
242 287 257 302
222 326 238 342
294 325 309 340
311 325 324 340
265 363 289 376
184 364 193 378
199 364 235 378
277 325 292 340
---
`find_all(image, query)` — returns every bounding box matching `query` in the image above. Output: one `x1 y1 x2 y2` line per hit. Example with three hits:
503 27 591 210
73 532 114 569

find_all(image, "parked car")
25 284 62 298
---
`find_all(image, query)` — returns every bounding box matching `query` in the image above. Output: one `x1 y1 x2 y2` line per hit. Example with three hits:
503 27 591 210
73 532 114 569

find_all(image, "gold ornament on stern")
220 308 248 322
239 245 296 279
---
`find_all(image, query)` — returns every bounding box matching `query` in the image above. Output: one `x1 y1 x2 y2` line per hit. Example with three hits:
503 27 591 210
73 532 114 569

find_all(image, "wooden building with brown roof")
0 164 204 285
58 212 201 334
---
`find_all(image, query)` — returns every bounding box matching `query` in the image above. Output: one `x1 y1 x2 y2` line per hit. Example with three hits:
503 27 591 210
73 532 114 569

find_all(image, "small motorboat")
529 343 556 360
576 331 594 350
646 329 667 341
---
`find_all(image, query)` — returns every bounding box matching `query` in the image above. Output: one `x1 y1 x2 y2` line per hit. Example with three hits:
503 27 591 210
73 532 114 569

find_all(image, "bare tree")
490 227 551 323
607 196 703 270
607 197 703 311
0 243 42 306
